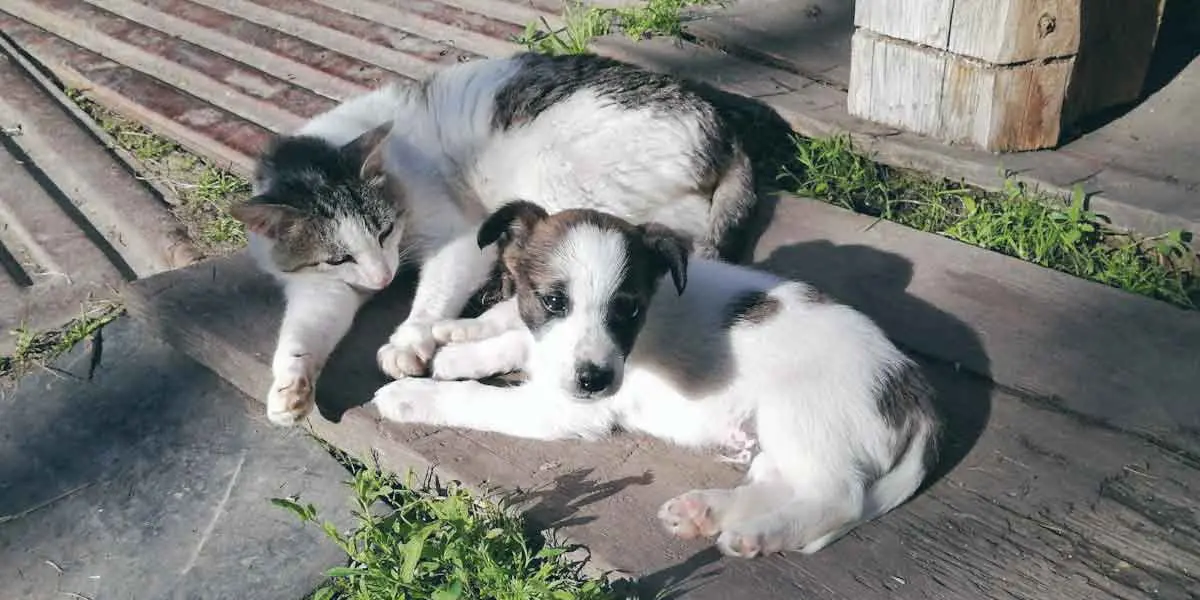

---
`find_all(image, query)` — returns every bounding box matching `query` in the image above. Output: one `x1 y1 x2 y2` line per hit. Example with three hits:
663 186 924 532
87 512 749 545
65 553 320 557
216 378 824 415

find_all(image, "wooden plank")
852 0 1164 151
853 0 953 49
946 0 1080 63
124 194 1200 598
849 29 1076 151
848 31 948 140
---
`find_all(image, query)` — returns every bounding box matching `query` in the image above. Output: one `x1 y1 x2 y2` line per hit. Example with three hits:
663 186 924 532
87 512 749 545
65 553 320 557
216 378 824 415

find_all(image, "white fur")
527 225 633 393
365 59 729 379
256 56 742 423
373 228 937 557
247 212 407 425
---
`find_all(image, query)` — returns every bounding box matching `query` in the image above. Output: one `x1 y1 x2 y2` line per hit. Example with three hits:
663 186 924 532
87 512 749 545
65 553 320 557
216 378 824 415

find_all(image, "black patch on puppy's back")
877 361 942 473
723 290 781 328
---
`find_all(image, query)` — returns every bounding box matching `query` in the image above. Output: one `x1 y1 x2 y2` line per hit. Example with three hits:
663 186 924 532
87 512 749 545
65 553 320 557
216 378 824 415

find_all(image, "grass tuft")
277 444 635 600
780 134 1199 309
515 0 723 55
1 298 123 380
65 88 248 256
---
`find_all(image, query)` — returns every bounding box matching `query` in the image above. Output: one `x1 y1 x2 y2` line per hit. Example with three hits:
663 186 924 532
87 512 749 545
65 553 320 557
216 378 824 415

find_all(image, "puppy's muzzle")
573 362 615 398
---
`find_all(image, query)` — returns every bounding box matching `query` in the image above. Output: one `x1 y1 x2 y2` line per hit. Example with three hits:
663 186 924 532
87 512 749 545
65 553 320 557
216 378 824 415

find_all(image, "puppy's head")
478 201 691 400
230 121 407 291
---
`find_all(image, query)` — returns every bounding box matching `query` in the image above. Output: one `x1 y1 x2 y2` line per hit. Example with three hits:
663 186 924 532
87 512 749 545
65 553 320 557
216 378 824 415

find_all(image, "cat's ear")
476 200 548 250
638 222 692 295
342 121 393 180
228 196 304 239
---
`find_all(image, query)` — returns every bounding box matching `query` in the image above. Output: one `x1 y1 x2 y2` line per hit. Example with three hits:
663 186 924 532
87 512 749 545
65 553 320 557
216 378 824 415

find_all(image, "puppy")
371 201 942 557
229 52 760 425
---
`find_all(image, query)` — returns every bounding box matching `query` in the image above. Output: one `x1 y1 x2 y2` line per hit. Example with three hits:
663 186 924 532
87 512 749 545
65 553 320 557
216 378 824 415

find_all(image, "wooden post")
848 0 1166 152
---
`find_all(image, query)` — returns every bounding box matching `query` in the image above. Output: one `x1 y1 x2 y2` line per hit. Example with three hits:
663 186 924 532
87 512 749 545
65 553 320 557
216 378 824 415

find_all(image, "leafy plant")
275 460 629 600
780 134 1199 309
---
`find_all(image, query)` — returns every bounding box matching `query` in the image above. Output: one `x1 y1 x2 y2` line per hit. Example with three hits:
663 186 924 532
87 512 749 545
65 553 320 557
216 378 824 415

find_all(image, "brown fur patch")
723 290 781 328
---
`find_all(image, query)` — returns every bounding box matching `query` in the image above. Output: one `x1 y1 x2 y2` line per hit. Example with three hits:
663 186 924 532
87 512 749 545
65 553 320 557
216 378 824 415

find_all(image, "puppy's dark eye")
378 222 394 242
540 290 568 315
326 254 355 266
611 297 640 321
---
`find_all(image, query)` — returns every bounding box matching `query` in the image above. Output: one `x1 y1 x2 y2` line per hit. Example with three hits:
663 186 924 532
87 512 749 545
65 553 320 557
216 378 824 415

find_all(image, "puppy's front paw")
267 360 316 426
659 490 727 540
371 378 443 424
429 342 500 381
430 318 504 345
377 322 438 379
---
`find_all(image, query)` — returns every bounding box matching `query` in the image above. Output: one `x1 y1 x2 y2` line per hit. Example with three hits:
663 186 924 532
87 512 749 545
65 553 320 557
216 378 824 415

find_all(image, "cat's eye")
611 296 640 321
540 290 568 315
378 222 395 242
326 254 355 266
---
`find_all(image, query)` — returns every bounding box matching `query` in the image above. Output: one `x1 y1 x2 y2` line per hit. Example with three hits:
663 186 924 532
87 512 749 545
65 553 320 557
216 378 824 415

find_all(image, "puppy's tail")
702 141 758 262
866 405 940 520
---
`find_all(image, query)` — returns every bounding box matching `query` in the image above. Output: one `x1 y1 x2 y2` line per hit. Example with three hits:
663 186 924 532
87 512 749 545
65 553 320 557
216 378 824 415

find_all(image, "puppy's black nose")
575 364 614 394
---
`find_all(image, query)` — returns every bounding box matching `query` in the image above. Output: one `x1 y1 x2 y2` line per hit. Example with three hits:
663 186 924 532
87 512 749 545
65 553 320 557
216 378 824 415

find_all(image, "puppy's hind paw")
658 490 726 540
716 526 787 559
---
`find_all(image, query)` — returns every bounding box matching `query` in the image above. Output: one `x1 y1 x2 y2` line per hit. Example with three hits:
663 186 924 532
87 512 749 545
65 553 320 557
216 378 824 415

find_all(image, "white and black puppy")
229 52 759 425
371 201 942 558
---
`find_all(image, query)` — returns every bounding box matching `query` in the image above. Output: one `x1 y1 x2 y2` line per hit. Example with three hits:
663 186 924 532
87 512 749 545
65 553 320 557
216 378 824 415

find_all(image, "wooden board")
124 194 1200 598
854 0 1080 64
849 29 1075 151
851 0 1164 151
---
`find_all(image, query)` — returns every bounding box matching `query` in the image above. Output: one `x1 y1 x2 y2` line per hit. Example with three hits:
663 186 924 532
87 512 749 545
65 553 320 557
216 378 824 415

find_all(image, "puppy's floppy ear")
341 120 394 180
638 222 692 295
477 200 549 250
228 195 305 239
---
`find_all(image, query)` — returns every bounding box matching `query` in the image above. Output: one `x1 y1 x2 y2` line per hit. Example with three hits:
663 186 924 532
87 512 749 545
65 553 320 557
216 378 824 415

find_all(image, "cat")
229 52 761 426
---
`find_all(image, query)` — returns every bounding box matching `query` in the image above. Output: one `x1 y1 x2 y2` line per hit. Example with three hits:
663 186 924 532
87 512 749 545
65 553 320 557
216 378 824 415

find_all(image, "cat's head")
231 122 407 290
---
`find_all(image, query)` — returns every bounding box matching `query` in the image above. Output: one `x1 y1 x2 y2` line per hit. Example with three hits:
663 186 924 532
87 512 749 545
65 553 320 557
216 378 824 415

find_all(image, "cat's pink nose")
372 273 393 289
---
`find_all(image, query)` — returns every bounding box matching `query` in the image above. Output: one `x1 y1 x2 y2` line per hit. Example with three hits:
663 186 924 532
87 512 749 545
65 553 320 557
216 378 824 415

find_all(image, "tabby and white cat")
229 52 760 426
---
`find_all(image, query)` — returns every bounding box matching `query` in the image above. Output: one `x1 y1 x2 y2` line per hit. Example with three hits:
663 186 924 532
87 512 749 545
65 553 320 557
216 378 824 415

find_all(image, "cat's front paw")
370 378 443 424
377 322 438 378
431 318 505 344
267 360 316 426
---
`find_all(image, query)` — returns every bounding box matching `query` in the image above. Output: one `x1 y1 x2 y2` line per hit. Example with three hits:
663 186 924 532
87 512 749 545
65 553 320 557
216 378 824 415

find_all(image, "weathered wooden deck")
125 193 1200 599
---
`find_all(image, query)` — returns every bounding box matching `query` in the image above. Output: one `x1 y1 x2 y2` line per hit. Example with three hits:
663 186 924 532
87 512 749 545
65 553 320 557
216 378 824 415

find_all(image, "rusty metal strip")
5 0 307 132
381 0 531 40
308 0 519 58
136 0 401 91
188 0 445 80
1 10 266 172
0 145 127 283
246 0 482 64
437 0 562 29
86 0 370 101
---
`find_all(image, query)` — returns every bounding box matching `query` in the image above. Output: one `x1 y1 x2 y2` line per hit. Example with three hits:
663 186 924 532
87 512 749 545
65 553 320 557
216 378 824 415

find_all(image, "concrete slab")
0 318 352 600
124 194 1200 599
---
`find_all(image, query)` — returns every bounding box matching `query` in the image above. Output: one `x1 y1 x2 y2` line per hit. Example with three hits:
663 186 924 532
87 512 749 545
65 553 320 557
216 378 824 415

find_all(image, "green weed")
65 88 248 254
276 452 633 600
781 135 1199 309
1 299 123 379
516 0 723 55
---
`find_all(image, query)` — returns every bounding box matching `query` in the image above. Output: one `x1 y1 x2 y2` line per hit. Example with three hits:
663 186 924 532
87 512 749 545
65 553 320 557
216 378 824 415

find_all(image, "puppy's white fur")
372 213 940 557
248 56 754 424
